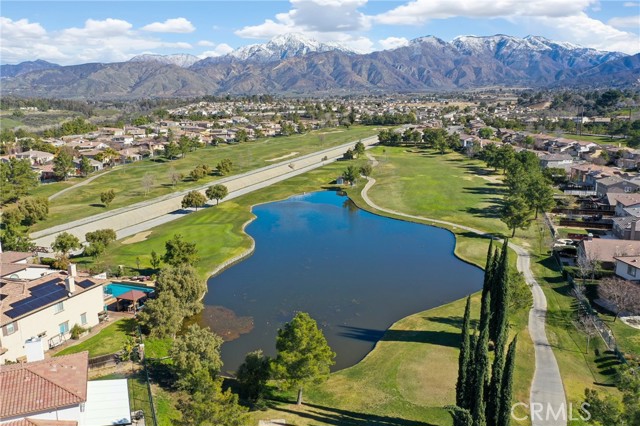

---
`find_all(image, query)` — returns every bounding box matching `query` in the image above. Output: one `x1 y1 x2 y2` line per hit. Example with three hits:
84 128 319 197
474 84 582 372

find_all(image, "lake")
202 190 483 374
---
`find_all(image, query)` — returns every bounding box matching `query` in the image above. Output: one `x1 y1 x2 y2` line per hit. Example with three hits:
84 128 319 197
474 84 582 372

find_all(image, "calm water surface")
202 191 483 374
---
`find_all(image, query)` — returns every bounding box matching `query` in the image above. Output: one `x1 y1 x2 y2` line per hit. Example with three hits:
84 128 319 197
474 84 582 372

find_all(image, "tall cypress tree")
490 240 510 346
456 296 473 409
486 332 506 425
498 336 518 426
480 240 494 324
490 241 510 347
471 294 491 426
448 406 473 426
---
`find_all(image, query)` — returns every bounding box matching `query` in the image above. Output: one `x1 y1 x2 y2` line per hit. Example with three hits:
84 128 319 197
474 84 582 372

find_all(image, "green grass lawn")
76 159 366 281
560 133 622 145
529 256 621 423
32 126 382 231
73 145 620 425
54 318 136 357
600 313 640 358
0 115 24 129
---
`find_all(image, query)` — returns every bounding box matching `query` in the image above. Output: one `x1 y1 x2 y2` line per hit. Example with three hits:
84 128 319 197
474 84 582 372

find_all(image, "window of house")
53 301 64 314
59 321 69 335
5 323 16 335
628 265 637 277
80 313 87 325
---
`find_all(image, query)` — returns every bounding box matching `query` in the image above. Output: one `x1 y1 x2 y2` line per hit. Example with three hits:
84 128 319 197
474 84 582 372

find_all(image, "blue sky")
1 0 639 65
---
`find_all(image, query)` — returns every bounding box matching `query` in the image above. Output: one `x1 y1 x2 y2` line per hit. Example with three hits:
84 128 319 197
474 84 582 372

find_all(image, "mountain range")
1 33 638 99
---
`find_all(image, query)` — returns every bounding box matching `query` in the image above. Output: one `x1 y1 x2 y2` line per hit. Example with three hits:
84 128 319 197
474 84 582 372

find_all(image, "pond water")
202 190 483 374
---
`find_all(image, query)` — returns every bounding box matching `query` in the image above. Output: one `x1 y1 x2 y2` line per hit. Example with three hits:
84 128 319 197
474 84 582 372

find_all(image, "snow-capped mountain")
2 34 636 98
129 53 200 68
226 33 354 62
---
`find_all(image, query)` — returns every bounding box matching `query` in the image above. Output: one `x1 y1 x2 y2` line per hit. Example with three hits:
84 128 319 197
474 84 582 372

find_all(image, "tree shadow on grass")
269 401 439 426
466 205 502 219
425 316 479 331
337 325 461 348
89 203 106 208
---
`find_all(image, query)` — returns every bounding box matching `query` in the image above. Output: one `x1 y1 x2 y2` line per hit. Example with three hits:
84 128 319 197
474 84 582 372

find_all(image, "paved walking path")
360 154 567 426
48 169 114 200
32 136 378 247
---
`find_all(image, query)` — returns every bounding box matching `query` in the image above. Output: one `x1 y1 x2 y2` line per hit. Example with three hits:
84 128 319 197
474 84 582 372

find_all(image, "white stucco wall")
0 284 105 363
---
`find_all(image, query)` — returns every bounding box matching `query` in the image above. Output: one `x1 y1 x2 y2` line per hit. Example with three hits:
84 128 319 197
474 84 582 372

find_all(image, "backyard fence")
567 276 627 365
136 325 159 426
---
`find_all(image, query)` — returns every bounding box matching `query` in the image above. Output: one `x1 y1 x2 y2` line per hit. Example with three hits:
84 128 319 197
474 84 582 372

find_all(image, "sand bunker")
266 152 299 162
121 231 152 245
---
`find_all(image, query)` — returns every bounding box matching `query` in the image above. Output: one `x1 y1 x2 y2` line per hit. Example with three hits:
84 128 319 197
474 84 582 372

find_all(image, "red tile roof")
0 352 88 418
1 419 78 426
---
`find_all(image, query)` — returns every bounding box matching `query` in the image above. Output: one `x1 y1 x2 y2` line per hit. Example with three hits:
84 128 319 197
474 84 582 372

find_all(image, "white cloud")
624 2 639 7
235 0 370 38
141 17 195 33
536 13 640 54
375 0 595 25
234 0 373 52
379 36 409 50
197 40 216 47
1 17 196 65
608 15 640 29
62 18 132 38
0 17 46 39
199 43 234 58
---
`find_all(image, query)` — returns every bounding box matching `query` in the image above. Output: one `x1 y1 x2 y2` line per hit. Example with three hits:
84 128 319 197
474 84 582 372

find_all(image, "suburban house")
14 150 55 166
0 262 107 363
0 351 132 425
578 238 640 270
539 153 574 170
0 251 56 280
613 255 640 281
595 176 640 197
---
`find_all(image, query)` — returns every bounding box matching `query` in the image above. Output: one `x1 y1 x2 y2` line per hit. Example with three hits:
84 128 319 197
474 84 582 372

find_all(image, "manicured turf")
76 160 365 281
600 313 640 358
54 318 136 357
75 145 622 425
529 256 622 422
32 126 382 230
560 133 622 145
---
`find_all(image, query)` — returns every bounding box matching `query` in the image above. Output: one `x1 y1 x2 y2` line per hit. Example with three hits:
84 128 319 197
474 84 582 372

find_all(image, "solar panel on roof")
5 284 68 319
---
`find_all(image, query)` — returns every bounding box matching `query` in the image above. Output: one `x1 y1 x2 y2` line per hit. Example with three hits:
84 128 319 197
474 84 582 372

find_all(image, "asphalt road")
32 136 378 247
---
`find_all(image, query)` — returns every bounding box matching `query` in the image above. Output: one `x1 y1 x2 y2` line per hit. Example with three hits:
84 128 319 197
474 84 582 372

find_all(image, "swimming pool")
104 282 155 298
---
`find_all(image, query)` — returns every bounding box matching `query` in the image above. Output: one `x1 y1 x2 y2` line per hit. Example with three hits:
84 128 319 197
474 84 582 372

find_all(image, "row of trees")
377 128 460 154
478 145 555 237
452 240 517 426
181 184 229 210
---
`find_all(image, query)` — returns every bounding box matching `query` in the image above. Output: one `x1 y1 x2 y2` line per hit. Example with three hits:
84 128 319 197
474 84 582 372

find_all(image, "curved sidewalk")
360 154 567 426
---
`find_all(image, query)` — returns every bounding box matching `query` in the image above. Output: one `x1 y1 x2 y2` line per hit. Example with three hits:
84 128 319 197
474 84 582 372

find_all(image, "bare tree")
574 310 598 354
577 248 598 285
141 173 155 196
168 167 181 187
598 277 640 321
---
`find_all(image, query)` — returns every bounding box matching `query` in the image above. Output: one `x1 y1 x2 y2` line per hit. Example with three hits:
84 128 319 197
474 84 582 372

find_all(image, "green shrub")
70 324 87 340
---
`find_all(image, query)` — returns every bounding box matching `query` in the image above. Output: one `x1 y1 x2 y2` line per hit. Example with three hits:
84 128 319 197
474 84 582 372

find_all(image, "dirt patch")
478 174 503 184
121 231 152 245
201 305 254 341
265 152 299 162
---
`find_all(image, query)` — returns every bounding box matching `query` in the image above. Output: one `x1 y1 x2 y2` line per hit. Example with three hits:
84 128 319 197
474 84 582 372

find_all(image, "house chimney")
587 233 593 241
68 263 77 277
65 275 76 293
